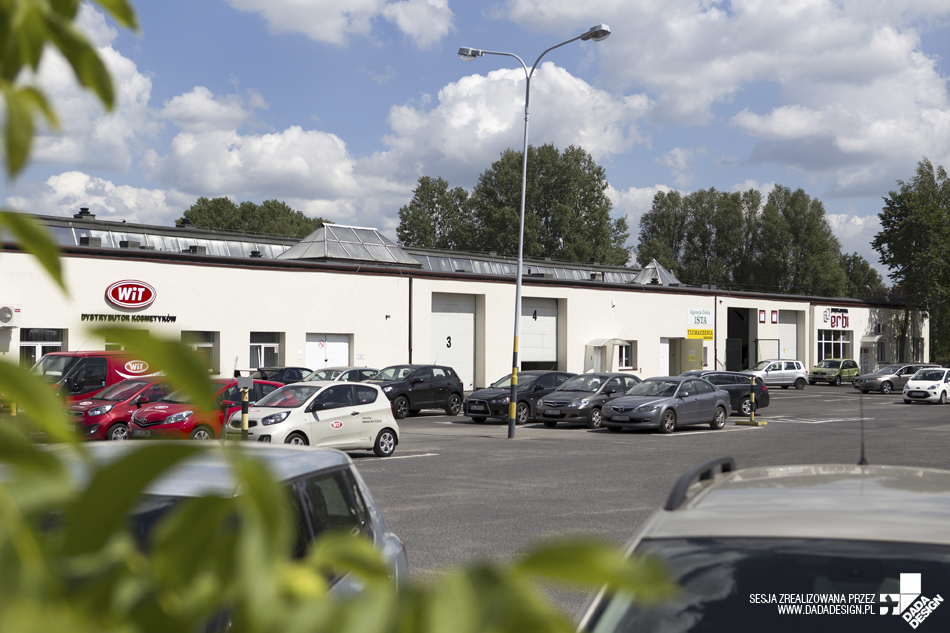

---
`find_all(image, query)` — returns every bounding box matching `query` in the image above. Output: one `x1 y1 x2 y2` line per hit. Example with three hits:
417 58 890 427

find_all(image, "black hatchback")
463 370 575 424
536 373 642 429
680 370 769 415
366 364 465 419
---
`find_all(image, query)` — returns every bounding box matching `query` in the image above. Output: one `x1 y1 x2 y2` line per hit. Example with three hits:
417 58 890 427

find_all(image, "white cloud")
826 211 886 274
159 87 260 133
224 0 453 47
657 146 705 187
607 183 674 246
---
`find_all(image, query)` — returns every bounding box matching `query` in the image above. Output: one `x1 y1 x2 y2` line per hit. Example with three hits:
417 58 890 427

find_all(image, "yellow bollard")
735 375 767 426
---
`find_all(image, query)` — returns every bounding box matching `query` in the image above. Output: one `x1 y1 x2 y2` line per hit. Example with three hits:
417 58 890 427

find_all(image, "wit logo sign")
106 280 156 310
880 573 944 628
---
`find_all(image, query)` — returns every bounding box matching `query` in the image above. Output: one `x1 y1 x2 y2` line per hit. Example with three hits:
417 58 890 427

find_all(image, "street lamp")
458 24 611 439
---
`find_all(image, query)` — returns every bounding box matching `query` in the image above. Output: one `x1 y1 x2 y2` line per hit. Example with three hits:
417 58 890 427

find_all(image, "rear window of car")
586 537 950 632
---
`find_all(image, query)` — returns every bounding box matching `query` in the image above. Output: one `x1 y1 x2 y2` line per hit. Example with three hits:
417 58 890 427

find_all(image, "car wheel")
833 376 842 386
392 396 409 419
285 431 308 446
408 408 421 416
189 426 215 440
542 420 557 428
445 393 462 416
586 408 603 429
373 428 397 457
794 378 806 390
515 402 529 425
710 406 726 430
940 391 947 405
739 397 756 416
660 409 676 434
880 382 893 395
107 423 128 441
470 416 487 423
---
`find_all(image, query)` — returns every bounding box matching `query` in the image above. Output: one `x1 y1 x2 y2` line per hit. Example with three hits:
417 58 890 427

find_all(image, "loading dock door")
306 334 349 369
521 298 558 370
431 293 475 389
779 311 798 359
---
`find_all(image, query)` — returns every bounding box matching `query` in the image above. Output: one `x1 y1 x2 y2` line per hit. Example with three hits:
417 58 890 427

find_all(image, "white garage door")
306 333 350 370
431 293 475 389
779 311 798 359
521 297 557 366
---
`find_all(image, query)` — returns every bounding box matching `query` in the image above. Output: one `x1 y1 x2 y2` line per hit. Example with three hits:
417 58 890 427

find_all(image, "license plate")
469 404 485 411
910 391 926 397
132 429 151 437
70 424 81 433
612 415 629 422
544 409 560 416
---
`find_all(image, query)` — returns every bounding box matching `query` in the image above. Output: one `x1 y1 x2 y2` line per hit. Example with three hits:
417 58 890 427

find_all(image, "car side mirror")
606 389 617 395
413 377 425 384
221 400 236 408
679 392 689 398
308 402 324 412
136 396 149 408
533 384 545 392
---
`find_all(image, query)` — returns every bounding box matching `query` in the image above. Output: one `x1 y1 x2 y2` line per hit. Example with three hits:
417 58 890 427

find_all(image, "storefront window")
619 341 638 369
250 332 281 369
182 331 218 372
817 329 851 361
19 328 65 369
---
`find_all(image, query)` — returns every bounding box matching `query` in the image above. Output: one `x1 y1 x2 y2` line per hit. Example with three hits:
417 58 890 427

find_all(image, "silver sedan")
602 376 730 433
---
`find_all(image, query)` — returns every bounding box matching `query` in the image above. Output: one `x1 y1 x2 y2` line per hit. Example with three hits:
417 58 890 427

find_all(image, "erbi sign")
105 280 156 310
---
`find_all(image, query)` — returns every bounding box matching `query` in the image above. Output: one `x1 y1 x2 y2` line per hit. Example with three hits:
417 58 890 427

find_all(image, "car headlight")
491 396 509 404
164 411 193 424
87 404 114 416
383 386 393 393
262 411 290 426
927 384 939 390
569 399 590 408
636 404 659 412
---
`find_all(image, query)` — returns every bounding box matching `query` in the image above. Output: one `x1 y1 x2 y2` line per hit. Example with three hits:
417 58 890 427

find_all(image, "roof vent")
187 245 207 255
177 217 195 228
119 240 140 249
79 236 101 247
73 207 95 220
250 250 263 258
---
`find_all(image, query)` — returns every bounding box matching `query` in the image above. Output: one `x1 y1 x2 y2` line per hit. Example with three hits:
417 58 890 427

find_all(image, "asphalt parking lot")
352 383 950 616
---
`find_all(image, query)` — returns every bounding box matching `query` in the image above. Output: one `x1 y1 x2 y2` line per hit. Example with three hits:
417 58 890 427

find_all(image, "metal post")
241 387 249 441
749 375 755 424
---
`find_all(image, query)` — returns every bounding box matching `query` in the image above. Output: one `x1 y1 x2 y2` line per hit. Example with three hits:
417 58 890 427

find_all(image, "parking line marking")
766 417 872 424
666 427 765 436
385 453 440 460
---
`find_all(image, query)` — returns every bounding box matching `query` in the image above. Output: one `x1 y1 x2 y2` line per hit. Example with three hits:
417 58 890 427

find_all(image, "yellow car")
808 358 859 386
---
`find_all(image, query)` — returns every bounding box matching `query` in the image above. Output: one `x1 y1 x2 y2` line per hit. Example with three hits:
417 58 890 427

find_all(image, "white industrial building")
0 211 929 388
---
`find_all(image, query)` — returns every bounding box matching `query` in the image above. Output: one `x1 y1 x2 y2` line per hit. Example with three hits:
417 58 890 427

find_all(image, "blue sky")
5 0 950 275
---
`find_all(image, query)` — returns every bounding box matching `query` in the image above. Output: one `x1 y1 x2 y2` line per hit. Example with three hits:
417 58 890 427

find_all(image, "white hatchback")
903 367 950 404
225 381 400 456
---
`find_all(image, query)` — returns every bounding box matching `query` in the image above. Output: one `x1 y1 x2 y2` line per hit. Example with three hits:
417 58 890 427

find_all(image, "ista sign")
105 280 156 310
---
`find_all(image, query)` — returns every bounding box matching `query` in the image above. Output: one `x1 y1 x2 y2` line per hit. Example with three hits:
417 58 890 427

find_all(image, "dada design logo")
881 573 944 628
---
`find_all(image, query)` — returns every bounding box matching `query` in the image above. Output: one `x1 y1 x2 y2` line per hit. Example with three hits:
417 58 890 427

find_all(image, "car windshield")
491 375 538 390
625 380 679 397
750 361 773 371
913 369 945 381
817 360 841 368
877 364 903 375
375 365 415 381
558 375 606 393
91 380 151 401
30 355 80 382
256 385 322 408
305 369 344 381
161 388 193 404
585 537 950 633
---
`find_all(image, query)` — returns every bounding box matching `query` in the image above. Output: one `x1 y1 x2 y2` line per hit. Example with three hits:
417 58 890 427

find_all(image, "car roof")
41 442 354 498
646 463 950 545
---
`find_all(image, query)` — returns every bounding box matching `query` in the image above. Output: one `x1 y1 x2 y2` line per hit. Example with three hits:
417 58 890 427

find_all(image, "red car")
128 379 283 440
65 378 175 441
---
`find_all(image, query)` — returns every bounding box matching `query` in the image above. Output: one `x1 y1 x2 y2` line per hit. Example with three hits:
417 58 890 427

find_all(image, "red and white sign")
330 420 343 429
106 280 156 309
124 360 149 374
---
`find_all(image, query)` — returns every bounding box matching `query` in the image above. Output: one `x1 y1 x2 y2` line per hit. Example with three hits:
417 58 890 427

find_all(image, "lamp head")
457 47 482 61
581 24 611 42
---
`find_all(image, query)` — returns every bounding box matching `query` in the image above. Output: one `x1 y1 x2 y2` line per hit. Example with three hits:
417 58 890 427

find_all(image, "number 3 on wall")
446 336 452 348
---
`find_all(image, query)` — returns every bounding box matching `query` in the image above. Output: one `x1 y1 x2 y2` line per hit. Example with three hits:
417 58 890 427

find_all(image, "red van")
29 350 160 403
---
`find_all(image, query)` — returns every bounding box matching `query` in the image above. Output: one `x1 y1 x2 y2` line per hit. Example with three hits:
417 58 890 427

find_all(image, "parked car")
576 457 950 633
463 370 576 424
852 363 939 394
680 370 769 416
902 367 950 404
366 364 465 419
304 366 380 382
42 442 409 596
65 378 175 441
224 381 399 456
249 366 312 384
29 350 161 402
536 373 642 429
808 358 859 385
742 359 807 390
601 376 730 433
128 379 283 440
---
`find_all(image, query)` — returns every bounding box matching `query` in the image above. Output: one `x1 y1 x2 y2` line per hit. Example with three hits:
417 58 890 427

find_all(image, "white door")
659 338 670 376
860 347 870 374
306 334 349 370
521 298 558 366
431 293 475 389
778 311 798 359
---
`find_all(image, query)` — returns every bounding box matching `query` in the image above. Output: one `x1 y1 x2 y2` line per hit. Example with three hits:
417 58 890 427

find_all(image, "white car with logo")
902 367 950 404
226 381 399 456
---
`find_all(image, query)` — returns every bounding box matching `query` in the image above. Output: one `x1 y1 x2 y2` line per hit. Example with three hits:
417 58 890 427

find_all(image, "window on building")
877 340 886 364
817 330 852 361
250 332 281 369
19 328 65 369
182 331 218 373
619 341 638 369
912 338 925 362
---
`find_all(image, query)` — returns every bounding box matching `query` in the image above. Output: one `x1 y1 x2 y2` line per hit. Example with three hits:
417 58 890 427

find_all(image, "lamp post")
458 24 611 439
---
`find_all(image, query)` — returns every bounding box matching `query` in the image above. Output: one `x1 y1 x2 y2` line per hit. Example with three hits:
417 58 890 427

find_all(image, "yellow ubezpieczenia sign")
687 328 714 340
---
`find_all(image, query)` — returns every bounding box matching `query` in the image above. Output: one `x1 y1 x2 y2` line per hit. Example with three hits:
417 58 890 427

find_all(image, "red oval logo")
331 420 343 429
106 280 156 309
125 361 149 374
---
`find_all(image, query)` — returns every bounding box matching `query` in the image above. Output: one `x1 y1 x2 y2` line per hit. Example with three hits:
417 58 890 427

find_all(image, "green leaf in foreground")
0 210 66 293
0 359 71 443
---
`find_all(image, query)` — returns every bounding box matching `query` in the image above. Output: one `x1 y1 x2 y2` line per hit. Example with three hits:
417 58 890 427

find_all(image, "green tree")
839 252 886 299
396 176 473 250
636 190 689 276
471 144 630 265
179 197 325 238
872 158 950 362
